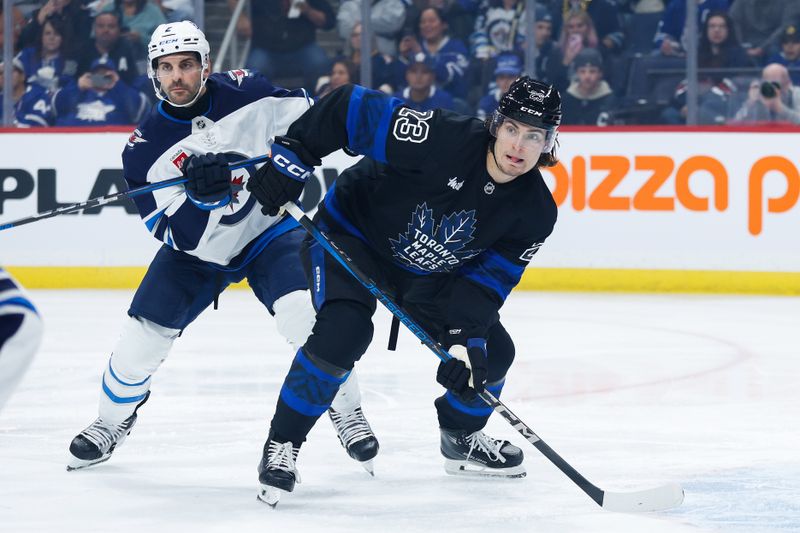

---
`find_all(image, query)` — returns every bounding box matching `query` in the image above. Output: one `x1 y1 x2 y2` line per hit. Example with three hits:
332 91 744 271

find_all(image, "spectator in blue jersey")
398 7 470 99
0 58 53 127
231 0 335 93
52 57 148 126
395 52 456 112
561 48 617 125
768 25 800 85
103 0 167 50
476 52 520 119
76 12 143 86
17 18 78 92
653 0 729 57
17 0 92 52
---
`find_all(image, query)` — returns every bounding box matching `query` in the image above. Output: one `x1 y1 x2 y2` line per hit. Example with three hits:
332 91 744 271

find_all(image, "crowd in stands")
3 0 800 127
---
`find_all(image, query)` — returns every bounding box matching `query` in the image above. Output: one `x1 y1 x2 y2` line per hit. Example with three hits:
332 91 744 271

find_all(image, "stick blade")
601 482 684 513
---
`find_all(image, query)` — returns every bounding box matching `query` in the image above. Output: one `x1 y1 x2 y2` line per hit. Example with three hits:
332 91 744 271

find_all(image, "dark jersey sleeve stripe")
460 249 525 301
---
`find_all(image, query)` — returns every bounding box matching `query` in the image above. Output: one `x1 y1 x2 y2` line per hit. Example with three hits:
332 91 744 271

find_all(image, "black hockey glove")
182 152 232 209
247 136 321 216
436 331 488 399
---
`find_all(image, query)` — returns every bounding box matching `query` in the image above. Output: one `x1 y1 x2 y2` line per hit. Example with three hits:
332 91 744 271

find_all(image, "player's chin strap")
282 200 685 513
150 67 210 108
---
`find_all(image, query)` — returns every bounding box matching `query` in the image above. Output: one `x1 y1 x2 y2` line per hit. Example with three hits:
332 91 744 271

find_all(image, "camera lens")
760 81 778 98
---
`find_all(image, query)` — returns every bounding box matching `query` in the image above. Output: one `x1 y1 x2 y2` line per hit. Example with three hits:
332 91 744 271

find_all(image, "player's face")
156 53 206 105
488 118 546 183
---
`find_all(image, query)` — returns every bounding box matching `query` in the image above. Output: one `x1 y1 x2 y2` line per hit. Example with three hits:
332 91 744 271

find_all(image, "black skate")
67 392 150 471
257 431 301 508
328 406 379 475
440 428 526 478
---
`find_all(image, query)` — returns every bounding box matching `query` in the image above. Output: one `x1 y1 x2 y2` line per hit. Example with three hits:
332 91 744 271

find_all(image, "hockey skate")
257 431 301 508
440 428 526 478
328 406 379 475
67 392 150 471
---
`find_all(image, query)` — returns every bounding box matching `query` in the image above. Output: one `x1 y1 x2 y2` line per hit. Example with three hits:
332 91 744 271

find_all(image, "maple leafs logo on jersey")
389 203 480 273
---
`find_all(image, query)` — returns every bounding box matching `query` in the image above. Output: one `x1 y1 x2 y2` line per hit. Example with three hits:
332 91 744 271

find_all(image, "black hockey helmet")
489 76 561 152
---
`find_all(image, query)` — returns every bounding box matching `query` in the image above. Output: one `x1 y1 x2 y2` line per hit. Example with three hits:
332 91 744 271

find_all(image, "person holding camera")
52 56 148 125
732 63 800 124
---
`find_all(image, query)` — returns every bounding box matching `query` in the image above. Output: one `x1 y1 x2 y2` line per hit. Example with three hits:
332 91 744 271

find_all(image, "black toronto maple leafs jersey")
287 84 557 336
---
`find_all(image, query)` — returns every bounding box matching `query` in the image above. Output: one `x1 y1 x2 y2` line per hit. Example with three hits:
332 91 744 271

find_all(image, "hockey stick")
284 201 684 513
0 154 271 232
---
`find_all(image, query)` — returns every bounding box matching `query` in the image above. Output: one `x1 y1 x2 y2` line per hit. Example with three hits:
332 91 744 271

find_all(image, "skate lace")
466 431 506 464
267 440 301 482
81 418 129 453
330 407 373 446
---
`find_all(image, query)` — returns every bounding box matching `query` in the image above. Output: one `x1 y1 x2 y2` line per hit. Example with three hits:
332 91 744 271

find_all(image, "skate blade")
257 486 283 508
66 454 111 472
444 459 526 479
360 459 375 476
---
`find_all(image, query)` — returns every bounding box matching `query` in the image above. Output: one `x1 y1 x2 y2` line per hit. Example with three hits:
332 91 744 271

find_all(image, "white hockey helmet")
147 21 211 107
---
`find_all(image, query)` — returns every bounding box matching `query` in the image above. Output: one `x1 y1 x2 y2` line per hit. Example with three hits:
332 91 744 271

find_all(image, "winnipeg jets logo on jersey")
389 203 480 273
227 69 251 86
126 128 147 147
447 177 464 191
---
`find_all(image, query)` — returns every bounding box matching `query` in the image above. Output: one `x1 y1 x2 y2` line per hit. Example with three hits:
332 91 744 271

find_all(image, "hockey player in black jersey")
247 76 561 505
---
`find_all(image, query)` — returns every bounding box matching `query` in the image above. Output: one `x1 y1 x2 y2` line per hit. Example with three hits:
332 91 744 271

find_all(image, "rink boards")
1 126 798 294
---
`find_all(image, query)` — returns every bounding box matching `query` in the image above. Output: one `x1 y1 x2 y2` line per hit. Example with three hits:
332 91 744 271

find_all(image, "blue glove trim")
271 142 314 183
186 191 231 210
466 337 488 356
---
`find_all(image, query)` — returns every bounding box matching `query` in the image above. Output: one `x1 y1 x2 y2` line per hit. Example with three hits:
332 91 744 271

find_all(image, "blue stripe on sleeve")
144 208 166 232
346 85 403 163
0 296 38 314
460 249 525 301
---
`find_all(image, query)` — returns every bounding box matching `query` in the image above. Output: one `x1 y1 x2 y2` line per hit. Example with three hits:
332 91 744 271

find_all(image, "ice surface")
1 290 798 533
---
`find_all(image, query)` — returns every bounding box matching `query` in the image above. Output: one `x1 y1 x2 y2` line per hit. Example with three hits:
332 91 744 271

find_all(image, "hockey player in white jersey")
0 267 43 413
67 21 378 475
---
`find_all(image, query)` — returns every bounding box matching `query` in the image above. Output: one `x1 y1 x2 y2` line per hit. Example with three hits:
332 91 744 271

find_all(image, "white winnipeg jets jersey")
122 70 312 267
